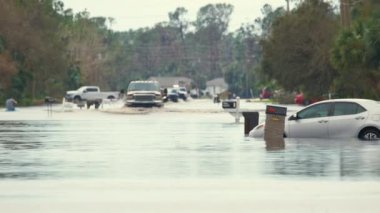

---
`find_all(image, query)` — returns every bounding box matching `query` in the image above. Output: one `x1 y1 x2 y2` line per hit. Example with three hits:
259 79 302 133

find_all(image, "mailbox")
44 96 56 104
264 105 287 149
222 100 237 109
265 105 287 116
242 112 259 135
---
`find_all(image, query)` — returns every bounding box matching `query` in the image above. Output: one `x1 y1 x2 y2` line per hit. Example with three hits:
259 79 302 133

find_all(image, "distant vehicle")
249 99 380 141
294 92 322 105
166 87 179 102
190 89 199 98
294 93 305 105
65 86 119 109
259 87 272 99
125 81 163 107
178 87 188 101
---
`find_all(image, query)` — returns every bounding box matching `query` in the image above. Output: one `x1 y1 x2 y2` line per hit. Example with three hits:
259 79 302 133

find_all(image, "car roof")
316 98 376 104
130 80 158 83
310 98 379 111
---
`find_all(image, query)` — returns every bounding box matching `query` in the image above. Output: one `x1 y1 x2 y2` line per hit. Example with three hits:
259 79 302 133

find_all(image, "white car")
249 99 380 140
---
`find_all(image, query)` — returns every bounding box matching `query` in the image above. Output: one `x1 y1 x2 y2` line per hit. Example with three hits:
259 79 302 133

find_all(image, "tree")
194 4 234 79
0 0 70 102
255 4 286 38
169 7 189 41
261 0 339 97
224 24 260 97
331 1 380 99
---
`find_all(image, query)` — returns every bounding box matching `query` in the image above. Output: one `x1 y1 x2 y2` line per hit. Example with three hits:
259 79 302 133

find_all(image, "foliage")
1 0 378 105
0 0 70 103
331 2 380 99
260 0 339 98
255 4 286 38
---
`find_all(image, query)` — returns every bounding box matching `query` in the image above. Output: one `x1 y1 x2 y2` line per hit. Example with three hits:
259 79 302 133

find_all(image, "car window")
128 82 160 91
297 103 331 119
332 102 366 116
86 88 98 92
169 89 178 93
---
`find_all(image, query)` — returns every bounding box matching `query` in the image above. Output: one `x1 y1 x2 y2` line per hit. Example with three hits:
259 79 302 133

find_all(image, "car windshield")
128 82 159 91
168 88 177 93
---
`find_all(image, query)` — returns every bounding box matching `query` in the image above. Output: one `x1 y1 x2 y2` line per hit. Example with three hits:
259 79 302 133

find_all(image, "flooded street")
1 99 380 212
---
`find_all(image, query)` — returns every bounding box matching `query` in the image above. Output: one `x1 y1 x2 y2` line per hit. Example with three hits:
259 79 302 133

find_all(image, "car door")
83 87 99 100
287 103 332 138
328 102 368 138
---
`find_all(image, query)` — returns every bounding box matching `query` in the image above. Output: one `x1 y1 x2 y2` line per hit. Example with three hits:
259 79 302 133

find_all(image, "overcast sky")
61 0 294 32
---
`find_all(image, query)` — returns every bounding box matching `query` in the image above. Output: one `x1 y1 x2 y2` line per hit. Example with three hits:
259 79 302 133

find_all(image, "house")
205 77 228 97
148 76 192 89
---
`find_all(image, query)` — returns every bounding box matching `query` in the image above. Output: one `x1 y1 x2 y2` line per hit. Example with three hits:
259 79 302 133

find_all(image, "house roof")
206 77 228 88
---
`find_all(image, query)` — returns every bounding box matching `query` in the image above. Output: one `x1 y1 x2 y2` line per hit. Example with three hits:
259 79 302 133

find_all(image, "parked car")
294 92 322 105
125 81 163 107
178 87 188 101
65 86 119 109
249 99 380 141
294 93 305 105
259 87 272 99
190 89 199 99
166 87 179 102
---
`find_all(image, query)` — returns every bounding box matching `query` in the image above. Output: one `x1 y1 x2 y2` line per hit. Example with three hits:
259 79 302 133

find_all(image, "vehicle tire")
107 95 115 100
74 96 81 103
86 102 92 109
359 128 380 141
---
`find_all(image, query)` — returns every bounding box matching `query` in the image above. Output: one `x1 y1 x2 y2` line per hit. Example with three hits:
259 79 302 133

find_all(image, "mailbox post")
242 112 259 135
264 105 287 150
222 97 240 123
45 96 56 117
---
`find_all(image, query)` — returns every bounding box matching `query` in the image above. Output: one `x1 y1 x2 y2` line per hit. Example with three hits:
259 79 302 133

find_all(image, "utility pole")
341 0 352 28
286 0 290 12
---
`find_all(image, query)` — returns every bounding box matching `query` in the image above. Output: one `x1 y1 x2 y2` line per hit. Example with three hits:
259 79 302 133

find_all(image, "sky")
61 0 294 32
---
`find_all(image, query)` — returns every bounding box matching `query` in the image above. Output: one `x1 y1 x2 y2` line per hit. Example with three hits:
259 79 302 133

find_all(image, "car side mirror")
289 114 298 121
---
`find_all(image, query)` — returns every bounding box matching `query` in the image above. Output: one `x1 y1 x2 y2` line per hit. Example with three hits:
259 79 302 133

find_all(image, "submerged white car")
249 99 380 140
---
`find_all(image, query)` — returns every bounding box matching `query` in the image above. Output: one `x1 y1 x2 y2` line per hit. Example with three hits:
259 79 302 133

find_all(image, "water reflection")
0 121 64 179
265 138 285 151
0 121 51 150
264 138 380 179
0 116 379 181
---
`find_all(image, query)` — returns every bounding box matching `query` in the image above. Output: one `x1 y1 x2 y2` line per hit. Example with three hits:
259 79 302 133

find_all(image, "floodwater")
0 99 380 213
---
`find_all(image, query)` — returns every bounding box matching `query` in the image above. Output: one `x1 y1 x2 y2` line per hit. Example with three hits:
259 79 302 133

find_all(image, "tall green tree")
331 1 380 99
224 24 259 97
169 7 189 41
261 0 339 97
0 0 70 102
194 4 234 79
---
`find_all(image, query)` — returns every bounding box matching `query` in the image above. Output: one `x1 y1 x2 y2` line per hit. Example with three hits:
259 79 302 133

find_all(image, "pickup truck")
65 86 120 109
125 81 163 107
